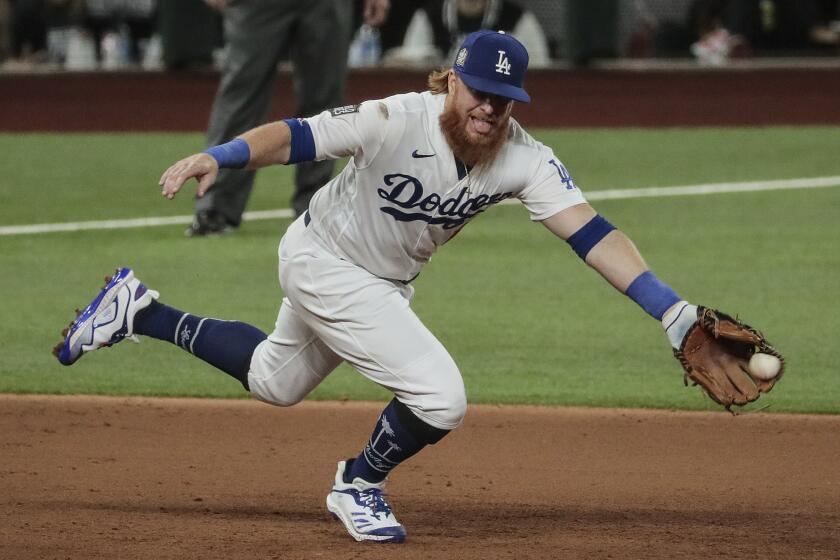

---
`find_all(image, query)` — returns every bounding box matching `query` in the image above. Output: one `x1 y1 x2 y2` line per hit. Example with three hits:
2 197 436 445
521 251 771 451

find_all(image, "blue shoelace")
358 488 392 520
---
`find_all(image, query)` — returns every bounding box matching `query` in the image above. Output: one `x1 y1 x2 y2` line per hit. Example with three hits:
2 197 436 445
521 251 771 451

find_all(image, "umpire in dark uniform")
188 0 390 236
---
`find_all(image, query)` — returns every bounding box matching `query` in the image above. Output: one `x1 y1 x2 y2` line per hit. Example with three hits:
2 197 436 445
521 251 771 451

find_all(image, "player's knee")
433 391 467 430
400 380 467 433
248 365 307 407
393 398 454 445
413 353 468 429
439 369 468 428
246 341 311 407
454 390 468 424
250 386 306 408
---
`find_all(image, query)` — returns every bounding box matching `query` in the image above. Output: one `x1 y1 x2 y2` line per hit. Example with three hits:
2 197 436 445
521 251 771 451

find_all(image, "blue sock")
134 301 266 391
346 399 427 484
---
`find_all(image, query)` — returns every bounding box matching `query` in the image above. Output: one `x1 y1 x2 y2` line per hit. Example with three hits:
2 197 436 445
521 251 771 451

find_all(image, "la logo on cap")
495 51 511 75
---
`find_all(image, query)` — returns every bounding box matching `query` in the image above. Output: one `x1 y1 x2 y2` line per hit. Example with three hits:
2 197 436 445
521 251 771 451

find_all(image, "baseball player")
54 30 775 543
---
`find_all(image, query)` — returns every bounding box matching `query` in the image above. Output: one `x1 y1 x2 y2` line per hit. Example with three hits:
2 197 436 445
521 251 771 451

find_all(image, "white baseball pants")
248 216 467 430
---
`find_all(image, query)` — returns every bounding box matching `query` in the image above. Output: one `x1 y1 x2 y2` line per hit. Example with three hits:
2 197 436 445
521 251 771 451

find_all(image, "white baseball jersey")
303 91 587 282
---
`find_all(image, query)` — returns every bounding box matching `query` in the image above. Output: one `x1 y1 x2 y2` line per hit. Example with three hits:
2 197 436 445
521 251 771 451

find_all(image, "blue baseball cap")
452 30 531 103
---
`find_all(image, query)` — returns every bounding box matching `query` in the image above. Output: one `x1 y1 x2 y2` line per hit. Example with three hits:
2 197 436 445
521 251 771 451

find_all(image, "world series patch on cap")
453 30 531 103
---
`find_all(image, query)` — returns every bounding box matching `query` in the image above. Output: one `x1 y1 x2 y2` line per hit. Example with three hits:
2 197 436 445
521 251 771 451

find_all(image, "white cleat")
53 267 158 365
326 460 406 543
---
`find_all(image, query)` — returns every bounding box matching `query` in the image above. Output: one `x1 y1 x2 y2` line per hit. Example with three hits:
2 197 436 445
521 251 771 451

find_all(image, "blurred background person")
648 0 839 64
82 0 156 68
384 0 550 68
187 0 390 237
725 0 839 54
3 0 158 70
688 0 839 65
647 0 731 60
7 0 49 66
686 0 748 65
4 0 79 68
369 0 424 59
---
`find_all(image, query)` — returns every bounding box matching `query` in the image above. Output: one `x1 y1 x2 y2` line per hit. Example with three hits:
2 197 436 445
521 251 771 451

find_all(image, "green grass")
0 133 297 225
4 126 839 224
1 127 839 413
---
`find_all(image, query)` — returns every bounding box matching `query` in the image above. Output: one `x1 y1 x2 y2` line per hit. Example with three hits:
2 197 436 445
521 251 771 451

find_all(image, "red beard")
439 103 509 168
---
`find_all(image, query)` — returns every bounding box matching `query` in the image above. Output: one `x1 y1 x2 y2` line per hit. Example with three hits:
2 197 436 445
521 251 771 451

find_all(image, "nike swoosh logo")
412 150 436 158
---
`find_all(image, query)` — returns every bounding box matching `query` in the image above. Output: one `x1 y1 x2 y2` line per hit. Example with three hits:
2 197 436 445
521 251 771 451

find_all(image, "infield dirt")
2 395 838 559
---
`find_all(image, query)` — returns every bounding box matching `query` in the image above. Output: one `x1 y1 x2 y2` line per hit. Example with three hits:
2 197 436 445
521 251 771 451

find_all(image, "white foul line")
582 175 840 201
2 175 840 236
0 208 295 236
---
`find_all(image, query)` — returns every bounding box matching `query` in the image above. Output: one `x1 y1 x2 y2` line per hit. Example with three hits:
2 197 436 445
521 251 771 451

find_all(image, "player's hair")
427 68 451 95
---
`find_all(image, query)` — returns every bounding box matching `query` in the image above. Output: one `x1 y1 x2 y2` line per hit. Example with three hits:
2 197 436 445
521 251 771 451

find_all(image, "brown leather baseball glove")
674 306 785 412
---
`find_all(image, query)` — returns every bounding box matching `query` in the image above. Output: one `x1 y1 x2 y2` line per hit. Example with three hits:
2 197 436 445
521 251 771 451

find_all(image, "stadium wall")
2 67 840 131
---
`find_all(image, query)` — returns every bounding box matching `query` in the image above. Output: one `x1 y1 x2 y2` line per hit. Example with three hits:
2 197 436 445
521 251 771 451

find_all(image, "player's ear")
447 70 456 94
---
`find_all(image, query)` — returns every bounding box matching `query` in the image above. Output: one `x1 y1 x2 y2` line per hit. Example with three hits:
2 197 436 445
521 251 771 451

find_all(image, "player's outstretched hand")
158 153 219 200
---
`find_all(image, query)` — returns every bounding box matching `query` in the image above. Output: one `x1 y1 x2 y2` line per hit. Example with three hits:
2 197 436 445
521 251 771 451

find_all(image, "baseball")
749 353 782 380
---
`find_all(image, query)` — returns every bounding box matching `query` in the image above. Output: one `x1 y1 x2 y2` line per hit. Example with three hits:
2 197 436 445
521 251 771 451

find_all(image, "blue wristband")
625 271 681 320
566 215 616 260
204 138 250 169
